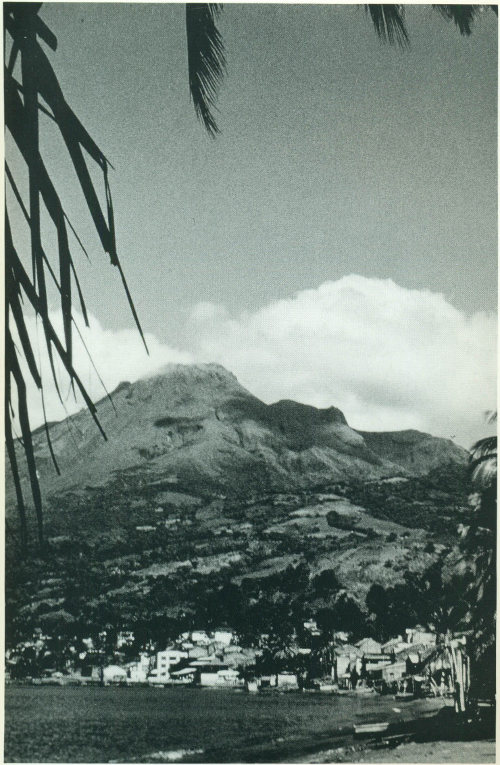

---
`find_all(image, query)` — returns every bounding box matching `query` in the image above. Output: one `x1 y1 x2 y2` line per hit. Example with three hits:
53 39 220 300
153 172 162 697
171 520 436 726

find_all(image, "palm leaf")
433 5 482 36
186 3 226 136
366 5 409 48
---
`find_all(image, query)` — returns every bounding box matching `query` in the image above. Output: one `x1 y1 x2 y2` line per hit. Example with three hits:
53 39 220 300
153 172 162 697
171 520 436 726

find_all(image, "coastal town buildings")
6 622 455 698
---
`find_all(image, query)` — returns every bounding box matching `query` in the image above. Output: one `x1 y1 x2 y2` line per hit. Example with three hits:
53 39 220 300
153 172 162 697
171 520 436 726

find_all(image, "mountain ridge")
9 363 467 507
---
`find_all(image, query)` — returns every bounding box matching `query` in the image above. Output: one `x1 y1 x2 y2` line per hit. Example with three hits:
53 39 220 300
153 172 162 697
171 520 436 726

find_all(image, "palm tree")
461 413 496 699
5 4 496 553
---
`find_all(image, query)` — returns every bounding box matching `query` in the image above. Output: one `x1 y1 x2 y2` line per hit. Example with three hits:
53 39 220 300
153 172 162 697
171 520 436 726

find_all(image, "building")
405 628 436 646
191 630 211 646
356 638 382 654
102 665 127 683
276 672 299 689
197 664 243 687
116 631 134 649
213 629 234 646
381 661 407 684
125 653 151 683
149 649 188 684
170 667 197 685
362 653 393 676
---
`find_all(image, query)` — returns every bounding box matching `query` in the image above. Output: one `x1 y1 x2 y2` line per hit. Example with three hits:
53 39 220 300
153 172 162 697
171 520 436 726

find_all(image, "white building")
405 628 436 646
126 653 151 683
199 667 242 687
103 665 127 683
149 649 188 683
191 630 211 646
213 629 234 646
276 672 299 689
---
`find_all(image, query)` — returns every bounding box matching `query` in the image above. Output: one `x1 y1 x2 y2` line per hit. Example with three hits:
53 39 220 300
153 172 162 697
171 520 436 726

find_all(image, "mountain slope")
12 363 466 505
5 364 472 648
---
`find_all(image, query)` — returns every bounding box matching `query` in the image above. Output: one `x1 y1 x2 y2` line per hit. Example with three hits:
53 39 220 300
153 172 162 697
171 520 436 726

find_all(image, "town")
7 622 463 702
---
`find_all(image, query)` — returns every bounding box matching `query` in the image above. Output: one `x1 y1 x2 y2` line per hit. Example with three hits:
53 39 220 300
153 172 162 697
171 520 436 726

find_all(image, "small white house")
356 638 382 654
276 672 299 689
213 629 234 646
126 653 151 683
191 630 211 646
199 668 242 687
406 628 436 646
103 665 127 683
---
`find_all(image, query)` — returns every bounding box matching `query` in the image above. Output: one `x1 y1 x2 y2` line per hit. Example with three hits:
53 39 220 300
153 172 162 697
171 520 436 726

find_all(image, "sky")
7 3 498 446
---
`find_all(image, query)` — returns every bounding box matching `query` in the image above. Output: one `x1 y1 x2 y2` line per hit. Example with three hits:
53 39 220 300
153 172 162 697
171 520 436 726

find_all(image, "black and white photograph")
3 2 497 762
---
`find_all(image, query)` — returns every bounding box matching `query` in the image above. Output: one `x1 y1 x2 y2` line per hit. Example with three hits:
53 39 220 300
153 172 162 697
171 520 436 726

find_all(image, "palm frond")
366 5 409 48
186 3 226 136
5 4 146 551
433 5 482 36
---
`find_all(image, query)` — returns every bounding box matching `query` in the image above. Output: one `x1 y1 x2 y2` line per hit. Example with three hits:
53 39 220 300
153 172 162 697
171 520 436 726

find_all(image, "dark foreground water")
4 686 447 763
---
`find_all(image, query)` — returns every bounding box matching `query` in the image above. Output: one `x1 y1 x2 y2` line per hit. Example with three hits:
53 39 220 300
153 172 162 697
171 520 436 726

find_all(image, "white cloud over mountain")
20 276 496 447
187 276 496 447
20 312 193 431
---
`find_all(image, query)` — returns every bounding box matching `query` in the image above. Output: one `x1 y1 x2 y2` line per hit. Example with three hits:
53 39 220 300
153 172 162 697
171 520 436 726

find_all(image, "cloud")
15 276 496 448
186 275 496 447
18 311 193 430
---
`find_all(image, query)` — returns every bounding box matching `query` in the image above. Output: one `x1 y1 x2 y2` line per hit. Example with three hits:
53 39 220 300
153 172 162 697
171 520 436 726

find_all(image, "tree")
460 413 497 698
6 4 496 554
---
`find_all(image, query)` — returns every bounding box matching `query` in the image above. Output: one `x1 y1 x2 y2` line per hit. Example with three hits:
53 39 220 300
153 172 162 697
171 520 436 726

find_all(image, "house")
102 665 127 683
191 630 211 646
117 631 134 649
405 628 436 646
382 636 404 654
362 653 393 676
197 664 243 687
258 675 277 689
187 645 210 660
213 628 234 646
334 653 352 680
276 672 299 689
125 653 151 683
381 661 406 684
356 638 382 654
303 619 321 636
170 667 197 685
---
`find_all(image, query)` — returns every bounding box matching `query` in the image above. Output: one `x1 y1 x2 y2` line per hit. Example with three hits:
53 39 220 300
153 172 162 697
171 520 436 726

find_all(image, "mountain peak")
8 363 467 505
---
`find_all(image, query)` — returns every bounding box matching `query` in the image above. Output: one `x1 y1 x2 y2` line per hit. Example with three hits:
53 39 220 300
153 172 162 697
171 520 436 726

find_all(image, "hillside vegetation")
6 364 470 650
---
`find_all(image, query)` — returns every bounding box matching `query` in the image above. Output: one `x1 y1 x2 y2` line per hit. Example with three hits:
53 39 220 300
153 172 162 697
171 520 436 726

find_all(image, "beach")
295 738 495 763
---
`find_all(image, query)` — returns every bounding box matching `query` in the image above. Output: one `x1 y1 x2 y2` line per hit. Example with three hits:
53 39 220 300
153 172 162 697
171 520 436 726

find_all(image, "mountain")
6 364 472 647
13 363 466 506
358 429 467 475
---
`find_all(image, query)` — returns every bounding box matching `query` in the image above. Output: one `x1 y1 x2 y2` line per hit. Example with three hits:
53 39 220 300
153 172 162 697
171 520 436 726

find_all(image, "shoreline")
286 705 496 764
290 738 496 763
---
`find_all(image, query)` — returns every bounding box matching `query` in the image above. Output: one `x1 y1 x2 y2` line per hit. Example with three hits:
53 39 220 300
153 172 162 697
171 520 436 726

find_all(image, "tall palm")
5 4 496 553
462 412 497 690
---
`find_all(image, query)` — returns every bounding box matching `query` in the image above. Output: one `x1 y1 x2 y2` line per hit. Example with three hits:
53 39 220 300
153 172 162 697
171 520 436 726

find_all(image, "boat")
354 684 376 694
318 682 337 693
354 721 389 736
